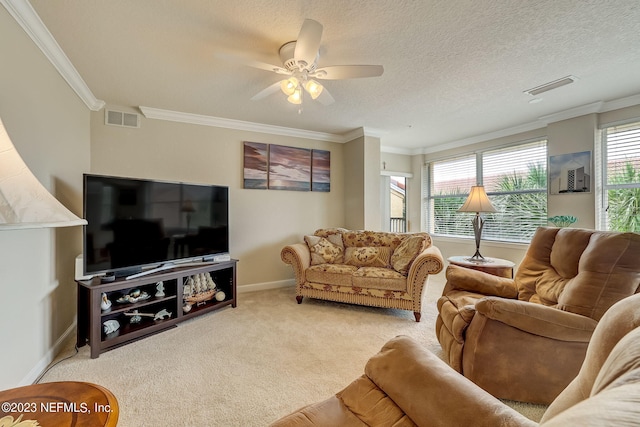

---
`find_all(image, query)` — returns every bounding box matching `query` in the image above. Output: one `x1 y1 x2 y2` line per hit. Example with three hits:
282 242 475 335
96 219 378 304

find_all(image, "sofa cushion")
305 234 345 265
353 267 407 291
391 235 425 275
344 246 392 267
306 264 357 287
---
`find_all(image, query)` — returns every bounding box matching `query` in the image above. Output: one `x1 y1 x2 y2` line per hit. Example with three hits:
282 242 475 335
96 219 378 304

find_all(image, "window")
597 121 640 232
425 139 547 243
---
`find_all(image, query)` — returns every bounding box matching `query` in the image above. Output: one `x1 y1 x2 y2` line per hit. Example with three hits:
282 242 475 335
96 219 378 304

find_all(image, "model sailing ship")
183 272 222 310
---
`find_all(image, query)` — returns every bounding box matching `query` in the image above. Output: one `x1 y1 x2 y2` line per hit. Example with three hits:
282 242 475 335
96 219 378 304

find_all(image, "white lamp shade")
0 118 87 229
280 77 299 96
458 185 497 213
304 79 324 99
287 87 303 105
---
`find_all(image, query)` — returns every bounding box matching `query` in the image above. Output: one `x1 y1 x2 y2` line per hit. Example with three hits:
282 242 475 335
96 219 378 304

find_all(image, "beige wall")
89 110 345 288
363 135 381 229
381 152 412 174
343 136 365 229
0 6 89 388
547 114 597 228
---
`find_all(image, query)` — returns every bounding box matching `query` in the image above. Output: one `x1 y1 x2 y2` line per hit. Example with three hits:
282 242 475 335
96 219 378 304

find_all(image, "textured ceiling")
26 0 640 152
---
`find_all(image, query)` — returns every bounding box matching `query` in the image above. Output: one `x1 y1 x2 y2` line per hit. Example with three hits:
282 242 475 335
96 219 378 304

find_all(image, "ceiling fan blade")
316 87 335 106
215 51 289 75
250 81 283 101
294 19 323 67
312 65 384 80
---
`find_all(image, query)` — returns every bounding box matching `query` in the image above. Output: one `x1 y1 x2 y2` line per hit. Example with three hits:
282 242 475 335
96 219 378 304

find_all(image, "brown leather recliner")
436 226 640 404
270 293 640 426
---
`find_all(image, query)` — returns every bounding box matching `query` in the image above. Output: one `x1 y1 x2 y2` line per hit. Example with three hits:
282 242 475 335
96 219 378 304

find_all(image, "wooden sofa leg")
414 312 421 322
296 296 303 304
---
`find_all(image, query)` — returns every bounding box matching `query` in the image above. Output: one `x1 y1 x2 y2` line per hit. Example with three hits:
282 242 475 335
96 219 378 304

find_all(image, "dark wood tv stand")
76 260 237 358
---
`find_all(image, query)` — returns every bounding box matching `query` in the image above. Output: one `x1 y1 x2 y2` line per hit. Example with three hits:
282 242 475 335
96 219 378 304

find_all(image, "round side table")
448 256 515 278
0 381 119 426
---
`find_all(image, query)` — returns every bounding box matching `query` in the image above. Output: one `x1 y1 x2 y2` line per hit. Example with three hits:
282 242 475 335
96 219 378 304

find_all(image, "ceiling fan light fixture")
287 87 303 104
280 77 299 96
304 79 323 99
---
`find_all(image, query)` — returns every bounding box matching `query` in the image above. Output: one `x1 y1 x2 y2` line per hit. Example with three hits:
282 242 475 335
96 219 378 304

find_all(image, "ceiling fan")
216 19 384 107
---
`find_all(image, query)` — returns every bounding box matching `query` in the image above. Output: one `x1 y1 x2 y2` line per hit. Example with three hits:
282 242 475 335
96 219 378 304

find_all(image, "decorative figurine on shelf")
155 281 165 297
154 308 172 320
183 303 192 313
128 310 142 324
183 273 217 307
215 290 226 302
102 319 120 334
116 289 150 304
100 293 112 311
548 215 578 227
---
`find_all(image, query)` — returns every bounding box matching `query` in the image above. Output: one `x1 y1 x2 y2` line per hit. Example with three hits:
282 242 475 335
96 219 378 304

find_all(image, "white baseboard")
237 279 294 293
21 320 76 386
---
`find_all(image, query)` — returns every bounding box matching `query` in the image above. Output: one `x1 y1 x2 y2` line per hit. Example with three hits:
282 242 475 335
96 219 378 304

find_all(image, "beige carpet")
41 279 547 426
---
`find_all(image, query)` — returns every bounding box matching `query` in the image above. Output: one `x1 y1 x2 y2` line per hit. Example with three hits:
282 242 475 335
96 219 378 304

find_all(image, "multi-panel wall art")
243 142 330 192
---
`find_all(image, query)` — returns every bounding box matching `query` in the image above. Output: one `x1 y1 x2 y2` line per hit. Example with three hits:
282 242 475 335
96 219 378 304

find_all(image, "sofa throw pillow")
391 236 424 275
305 234 344 265
344 246 392 268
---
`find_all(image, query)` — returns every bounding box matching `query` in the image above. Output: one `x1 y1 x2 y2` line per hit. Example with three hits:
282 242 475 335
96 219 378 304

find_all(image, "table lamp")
457 185 497 262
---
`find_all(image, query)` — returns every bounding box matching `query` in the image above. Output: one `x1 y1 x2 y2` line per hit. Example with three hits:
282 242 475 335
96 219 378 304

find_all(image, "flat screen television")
83 174 229 278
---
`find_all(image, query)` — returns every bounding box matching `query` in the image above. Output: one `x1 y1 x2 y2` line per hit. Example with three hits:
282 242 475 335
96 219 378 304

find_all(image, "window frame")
424 138 548 243
596 119 640 232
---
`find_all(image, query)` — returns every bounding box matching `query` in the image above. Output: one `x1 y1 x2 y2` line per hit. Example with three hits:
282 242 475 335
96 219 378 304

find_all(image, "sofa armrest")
365 336 536 427
406 245 444 294
281 243 311 286
475 297 597 342
444 264 518 298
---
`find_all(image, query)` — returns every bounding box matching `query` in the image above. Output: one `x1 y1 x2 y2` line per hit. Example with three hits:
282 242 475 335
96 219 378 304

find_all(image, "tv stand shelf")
76 260 237 358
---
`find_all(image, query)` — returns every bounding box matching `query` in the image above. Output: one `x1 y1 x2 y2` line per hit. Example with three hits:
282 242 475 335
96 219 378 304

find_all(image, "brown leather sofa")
436 226 640 404
270 293 640 426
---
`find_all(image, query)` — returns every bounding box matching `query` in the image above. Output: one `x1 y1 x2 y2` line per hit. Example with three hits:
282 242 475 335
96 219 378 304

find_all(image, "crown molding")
139 106 349 142
416 120 547 155
600 93 640 113
538 101 604 124
2 0 105 111
381 145 415 155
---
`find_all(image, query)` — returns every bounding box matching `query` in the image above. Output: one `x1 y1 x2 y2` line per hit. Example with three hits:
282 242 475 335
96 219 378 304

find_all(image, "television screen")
83 174 229 277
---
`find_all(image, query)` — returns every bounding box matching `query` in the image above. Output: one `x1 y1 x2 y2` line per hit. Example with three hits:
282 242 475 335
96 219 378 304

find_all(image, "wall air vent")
105 109 140 128
524 76 577 96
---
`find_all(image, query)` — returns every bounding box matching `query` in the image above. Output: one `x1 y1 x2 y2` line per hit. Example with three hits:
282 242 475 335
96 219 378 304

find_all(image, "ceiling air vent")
105 109 140 128
524 76 577 96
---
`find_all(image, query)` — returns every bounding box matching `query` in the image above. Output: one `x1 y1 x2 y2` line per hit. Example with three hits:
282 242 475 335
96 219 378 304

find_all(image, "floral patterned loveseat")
281 228 444 321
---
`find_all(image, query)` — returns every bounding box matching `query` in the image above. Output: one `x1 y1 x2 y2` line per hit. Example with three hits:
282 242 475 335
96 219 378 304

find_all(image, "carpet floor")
41 279 547 426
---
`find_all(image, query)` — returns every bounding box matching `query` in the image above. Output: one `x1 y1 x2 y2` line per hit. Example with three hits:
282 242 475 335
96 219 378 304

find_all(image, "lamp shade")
304 79 324 99
280 77 299 96
457 185 497 213
0 118 87 230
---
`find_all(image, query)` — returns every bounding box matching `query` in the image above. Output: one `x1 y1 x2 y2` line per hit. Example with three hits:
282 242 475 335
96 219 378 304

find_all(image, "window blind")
429 155 476 238
426 140 547 243
482 140 547 242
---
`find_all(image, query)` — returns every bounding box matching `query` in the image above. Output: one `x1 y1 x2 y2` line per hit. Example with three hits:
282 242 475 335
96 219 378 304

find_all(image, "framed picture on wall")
549 150 592 194
268 144 311 191
311 149 330 192
243 142 269 189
